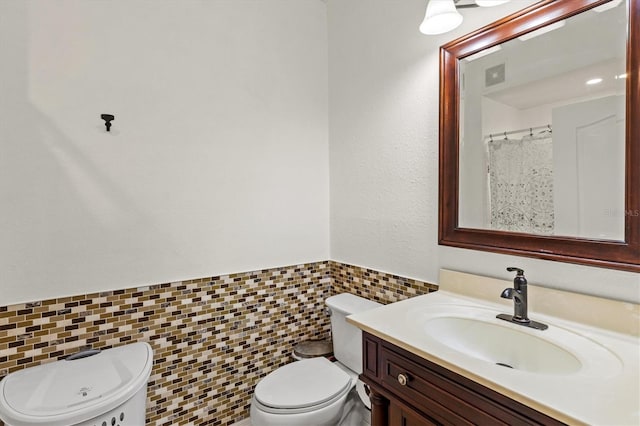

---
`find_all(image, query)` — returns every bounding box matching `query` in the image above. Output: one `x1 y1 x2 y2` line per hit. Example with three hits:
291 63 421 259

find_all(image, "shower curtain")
487 134 554 234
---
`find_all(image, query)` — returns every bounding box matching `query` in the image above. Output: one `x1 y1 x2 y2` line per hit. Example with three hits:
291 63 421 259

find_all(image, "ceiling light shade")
475 0 510 7
419 0 463 35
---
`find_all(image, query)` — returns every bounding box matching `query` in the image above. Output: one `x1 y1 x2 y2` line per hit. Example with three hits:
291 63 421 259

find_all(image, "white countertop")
347 270 640 426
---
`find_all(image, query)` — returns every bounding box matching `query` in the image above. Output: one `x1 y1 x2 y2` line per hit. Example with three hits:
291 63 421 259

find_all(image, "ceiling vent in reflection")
485 63 505 87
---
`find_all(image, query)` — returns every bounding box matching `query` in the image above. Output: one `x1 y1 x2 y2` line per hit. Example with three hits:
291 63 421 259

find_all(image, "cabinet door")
389 401 439 426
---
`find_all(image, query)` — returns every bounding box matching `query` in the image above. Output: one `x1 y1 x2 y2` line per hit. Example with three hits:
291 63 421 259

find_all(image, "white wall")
0 0 329 305
328 0 640 303
2 0 637 307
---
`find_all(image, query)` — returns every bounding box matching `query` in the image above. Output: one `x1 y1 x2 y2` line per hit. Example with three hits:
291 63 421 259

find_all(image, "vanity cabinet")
361 332 565 426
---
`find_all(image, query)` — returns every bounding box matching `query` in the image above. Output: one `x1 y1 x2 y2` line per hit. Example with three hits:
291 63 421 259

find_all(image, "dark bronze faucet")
496 267 548 330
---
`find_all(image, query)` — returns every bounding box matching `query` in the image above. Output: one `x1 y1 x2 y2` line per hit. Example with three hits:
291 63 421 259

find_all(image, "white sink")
409 304 622 377
425 316 580 374
346 272 640 425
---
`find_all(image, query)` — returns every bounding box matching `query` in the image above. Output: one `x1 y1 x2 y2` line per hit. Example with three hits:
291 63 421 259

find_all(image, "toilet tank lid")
0 342 153 426
326 293 381 315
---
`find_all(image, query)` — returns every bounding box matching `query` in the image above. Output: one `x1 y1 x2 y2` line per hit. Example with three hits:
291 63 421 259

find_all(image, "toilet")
250 293 381 426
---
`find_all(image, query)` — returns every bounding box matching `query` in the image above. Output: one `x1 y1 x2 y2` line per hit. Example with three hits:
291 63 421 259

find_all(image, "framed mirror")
439 0 639 272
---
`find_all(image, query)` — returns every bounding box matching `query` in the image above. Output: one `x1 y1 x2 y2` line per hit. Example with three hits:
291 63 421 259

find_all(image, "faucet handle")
507 267 527 289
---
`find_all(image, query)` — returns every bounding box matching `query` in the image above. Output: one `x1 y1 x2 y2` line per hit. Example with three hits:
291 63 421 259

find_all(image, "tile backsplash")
0 261 436 425
331 261 438 303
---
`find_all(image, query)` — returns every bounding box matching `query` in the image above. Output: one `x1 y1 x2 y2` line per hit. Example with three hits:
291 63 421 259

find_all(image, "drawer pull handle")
397 373 409 386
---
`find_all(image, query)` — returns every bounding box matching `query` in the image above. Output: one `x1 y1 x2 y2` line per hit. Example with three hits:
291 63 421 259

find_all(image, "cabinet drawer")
379 344 563 426
381 348 500 425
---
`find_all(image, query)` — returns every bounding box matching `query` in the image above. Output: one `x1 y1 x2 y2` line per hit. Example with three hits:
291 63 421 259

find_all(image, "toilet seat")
253 358 353 414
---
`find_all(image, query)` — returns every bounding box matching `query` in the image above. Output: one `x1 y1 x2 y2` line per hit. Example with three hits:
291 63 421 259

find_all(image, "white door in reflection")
553 95 625 240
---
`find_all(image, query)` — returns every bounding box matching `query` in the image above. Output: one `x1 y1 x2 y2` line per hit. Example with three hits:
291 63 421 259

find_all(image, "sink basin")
410 304 622 377
425 316 580 374
347 284 639 426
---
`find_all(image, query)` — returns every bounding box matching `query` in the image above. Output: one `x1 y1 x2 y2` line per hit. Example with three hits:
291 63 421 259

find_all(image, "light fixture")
615 73 628 79
419 0 511 36
419 0 464 35
586 78 603 85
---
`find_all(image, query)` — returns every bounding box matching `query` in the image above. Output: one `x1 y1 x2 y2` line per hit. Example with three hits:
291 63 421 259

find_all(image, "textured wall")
327 0 639 303
0 261 436 425
0 0 329 306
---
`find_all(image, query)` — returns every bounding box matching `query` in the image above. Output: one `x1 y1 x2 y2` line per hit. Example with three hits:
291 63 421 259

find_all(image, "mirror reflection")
458 0 627 241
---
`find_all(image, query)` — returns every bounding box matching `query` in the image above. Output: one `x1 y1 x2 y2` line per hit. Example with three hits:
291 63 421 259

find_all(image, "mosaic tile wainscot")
0 261 437 425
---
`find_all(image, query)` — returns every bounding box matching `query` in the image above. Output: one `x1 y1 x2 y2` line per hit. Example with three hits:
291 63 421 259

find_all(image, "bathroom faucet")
496 267 548 330
501 267 528 322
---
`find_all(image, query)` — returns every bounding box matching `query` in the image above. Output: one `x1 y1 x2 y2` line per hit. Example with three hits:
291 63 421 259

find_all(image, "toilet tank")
326 293 381 374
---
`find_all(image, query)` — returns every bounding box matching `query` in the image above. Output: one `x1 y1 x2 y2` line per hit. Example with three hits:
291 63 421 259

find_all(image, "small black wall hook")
101 114 115 132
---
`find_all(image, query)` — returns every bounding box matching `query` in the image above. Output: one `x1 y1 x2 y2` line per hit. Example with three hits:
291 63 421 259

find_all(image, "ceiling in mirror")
477 2 626 109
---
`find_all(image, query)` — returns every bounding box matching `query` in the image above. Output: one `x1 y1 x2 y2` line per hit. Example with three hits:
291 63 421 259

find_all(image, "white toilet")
250 293 381 426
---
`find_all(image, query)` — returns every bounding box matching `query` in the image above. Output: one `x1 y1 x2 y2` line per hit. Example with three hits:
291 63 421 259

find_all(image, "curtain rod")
484 124 551 141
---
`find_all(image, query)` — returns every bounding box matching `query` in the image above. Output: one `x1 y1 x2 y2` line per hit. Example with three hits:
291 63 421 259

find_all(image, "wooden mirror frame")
439 0 639 272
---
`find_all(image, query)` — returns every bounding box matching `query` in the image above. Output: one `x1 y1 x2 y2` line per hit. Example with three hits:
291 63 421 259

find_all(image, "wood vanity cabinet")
361 332 566 426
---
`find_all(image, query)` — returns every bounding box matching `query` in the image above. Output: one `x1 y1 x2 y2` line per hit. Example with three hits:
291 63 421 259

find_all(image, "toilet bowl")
250 293 381 426
251 357 354 426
